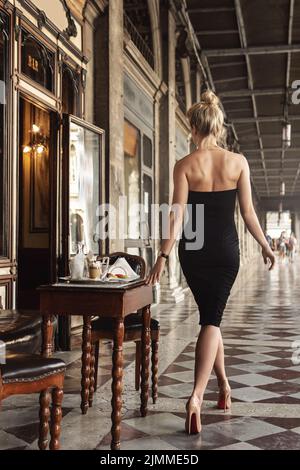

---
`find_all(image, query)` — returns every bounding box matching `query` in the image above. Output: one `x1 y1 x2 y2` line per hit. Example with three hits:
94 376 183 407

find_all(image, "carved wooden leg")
140 305 151 417
151 338 159 404
81 316 92 415
89 343 95 407
135 341 141 391
49 387 63 450
111 319 124 451
93 340 100 392
42 314 54 358
38 389 51 450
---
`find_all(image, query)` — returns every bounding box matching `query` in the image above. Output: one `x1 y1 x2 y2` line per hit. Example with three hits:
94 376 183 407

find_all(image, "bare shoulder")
173 151 195 172
177 150 197 164
173 157 189 182
226 149 245 163
226 150 248 171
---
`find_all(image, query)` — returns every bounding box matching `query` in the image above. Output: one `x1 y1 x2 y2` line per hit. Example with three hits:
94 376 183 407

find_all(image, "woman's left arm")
145 161 189 285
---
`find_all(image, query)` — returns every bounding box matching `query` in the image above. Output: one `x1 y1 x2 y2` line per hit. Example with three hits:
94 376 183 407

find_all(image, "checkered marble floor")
1 255 300 450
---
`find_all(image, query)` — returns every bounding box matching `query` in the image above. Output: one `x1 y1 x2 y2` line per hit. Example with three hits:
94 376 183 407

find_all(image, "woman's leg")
213 333 228 385
191 325 220 401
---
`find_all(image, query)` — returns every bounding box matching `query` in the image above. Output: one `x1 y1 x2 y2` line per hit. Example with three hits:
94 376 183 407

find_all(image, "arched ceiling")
186 0 300 205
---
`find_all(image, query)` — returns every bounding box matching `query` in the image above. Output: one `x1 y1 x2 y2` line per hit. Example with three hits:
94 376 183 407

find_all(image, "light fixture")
22 124 48 157
32 124 40 133
23 145 32 153
36 145 45 154
282 121 291 148
280 181 285 196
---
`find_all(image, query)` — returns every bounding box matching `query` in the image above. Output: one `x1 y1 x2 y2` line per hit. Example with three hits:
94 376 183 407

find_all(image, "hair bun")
200 90 219 107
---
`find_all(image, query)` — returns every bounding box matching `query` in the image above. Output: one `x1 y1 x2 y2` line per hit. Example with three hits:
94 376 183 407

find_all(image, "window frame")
0 9 11 263
61 61 82 118
17 20 58 100
123 111 155 269
61 114 105 276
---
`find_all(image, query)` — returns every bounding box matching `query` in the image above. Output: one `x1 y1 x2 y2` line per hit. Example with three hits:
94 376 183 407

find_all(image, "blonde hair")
187 90 225 147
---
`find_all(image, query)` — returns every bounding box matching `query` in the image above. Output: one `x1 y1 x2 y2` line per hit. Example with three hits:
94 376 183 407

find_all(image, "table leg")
42 314 54 358
88 343 95 407
111 319 124 451
81 316 92 415
140 304 151 417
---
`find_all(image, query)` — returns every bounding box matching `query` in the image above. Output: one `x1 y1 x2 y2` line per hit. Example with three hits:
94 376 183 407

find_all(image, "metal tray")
58 276 140 285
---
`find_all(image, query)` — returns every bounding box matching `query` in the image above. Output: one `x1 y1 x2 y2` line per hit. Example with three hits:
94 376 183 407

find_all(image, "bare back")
180 147 243 192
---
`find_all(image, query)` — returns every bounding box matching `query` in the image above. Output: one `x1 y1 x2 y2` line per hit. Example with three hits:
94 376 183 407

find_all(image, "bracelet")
158 251 169 260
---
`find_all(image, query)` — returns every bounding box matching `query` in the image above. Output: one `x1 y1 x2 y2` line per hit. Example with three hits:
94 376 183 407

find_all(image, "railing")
124 12 154 69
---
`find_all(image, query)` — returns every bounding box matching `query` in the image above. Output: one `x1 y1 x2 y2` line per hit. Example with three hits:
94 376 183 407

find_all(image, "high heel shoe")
217 383 231 412
185 396 202 434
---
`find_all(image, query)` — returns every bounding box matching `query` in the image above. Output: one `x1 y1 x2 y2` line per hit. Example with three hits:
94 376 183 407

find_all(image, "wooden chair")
0 295 57 355
0 351 66 450
88 252 160 407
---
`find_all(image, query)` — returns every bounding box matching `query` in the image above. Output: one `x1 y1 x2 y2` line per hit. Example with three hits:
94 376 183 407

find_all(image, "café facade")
0 0 259 348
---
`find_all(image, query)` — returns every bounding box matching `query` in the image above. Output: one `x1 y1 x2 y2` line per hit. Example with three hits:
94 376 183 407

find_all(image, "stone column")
158 5 184 303
94 0 125 253
293 212 300 241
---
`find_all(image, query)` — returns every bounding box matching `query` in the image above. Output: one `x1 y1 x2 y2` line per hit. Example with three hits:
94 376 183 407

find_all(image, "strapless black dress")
178 189 240 327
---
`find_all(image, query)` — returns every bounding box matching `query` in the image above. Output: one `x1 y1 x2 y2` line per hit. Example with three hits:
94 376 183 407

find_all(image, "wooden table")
38 279 153 450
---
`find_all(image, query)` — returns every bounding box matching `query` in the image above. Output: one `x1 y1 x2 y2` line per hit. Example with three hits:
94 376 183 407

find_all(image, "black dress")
178 189 240 327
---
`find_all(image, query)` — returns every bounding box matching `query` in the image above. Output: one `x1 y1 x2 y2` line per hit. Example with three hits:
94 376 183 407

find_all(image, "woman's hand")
262 245 275 270
145 257 166 285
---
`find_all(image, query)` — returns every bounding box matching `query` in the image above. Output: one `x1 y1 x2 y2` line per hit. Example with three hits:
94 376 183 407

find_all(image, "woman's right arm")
237 155 275 270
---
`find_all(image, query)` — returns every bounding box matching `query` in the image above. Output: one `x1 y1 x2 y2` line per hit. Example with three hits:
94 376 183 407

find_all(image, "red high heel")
185 396 202 434
217 384 231 412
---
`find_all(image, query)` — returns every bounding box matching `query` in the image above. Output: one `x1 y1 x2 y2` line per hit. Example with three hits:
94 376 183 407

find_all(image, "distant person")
287 232 297 262
278 231 287 260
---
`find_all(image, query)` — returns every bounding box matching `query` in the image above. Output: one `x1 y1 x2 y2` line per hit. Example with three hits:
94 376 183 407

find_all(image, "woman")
145 90 275 434
288 232 297 262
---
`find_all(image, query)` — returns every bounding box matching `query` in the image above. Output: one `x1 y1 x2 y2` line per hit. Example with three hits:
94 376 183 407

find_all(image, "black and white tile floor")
1 256 300 450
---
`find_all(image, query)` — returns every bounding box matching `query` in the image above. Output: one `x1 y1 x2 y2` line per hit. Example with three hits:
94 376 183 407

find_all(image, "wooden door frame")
17 93 59 304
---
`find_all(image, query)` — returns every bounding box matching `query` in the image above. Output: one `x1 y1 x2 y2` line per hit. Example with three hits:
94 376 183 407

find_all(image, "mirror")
67 117 103 255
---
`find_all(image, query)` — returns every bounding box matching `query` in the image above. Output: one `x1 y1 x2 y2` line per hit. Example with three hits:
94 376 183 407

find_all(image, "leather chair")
88 252 160 407
0 297 57 354
0 310 43 354
0 351 66 450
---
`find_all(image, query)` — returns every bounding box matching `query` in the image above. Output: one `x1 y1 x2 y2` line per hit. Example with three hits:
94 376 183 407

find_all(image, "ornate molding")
60 0 78 39
16 0 85 61
37 10 46 30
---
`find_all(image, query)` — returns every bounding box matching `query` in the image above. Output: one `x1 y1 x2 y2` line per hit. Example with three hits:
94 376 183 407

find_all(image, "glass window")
143 134 152 168
68 119 101 255
62 65 80 116
0 12 8 257
21 30 54 92
124 120 140 239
